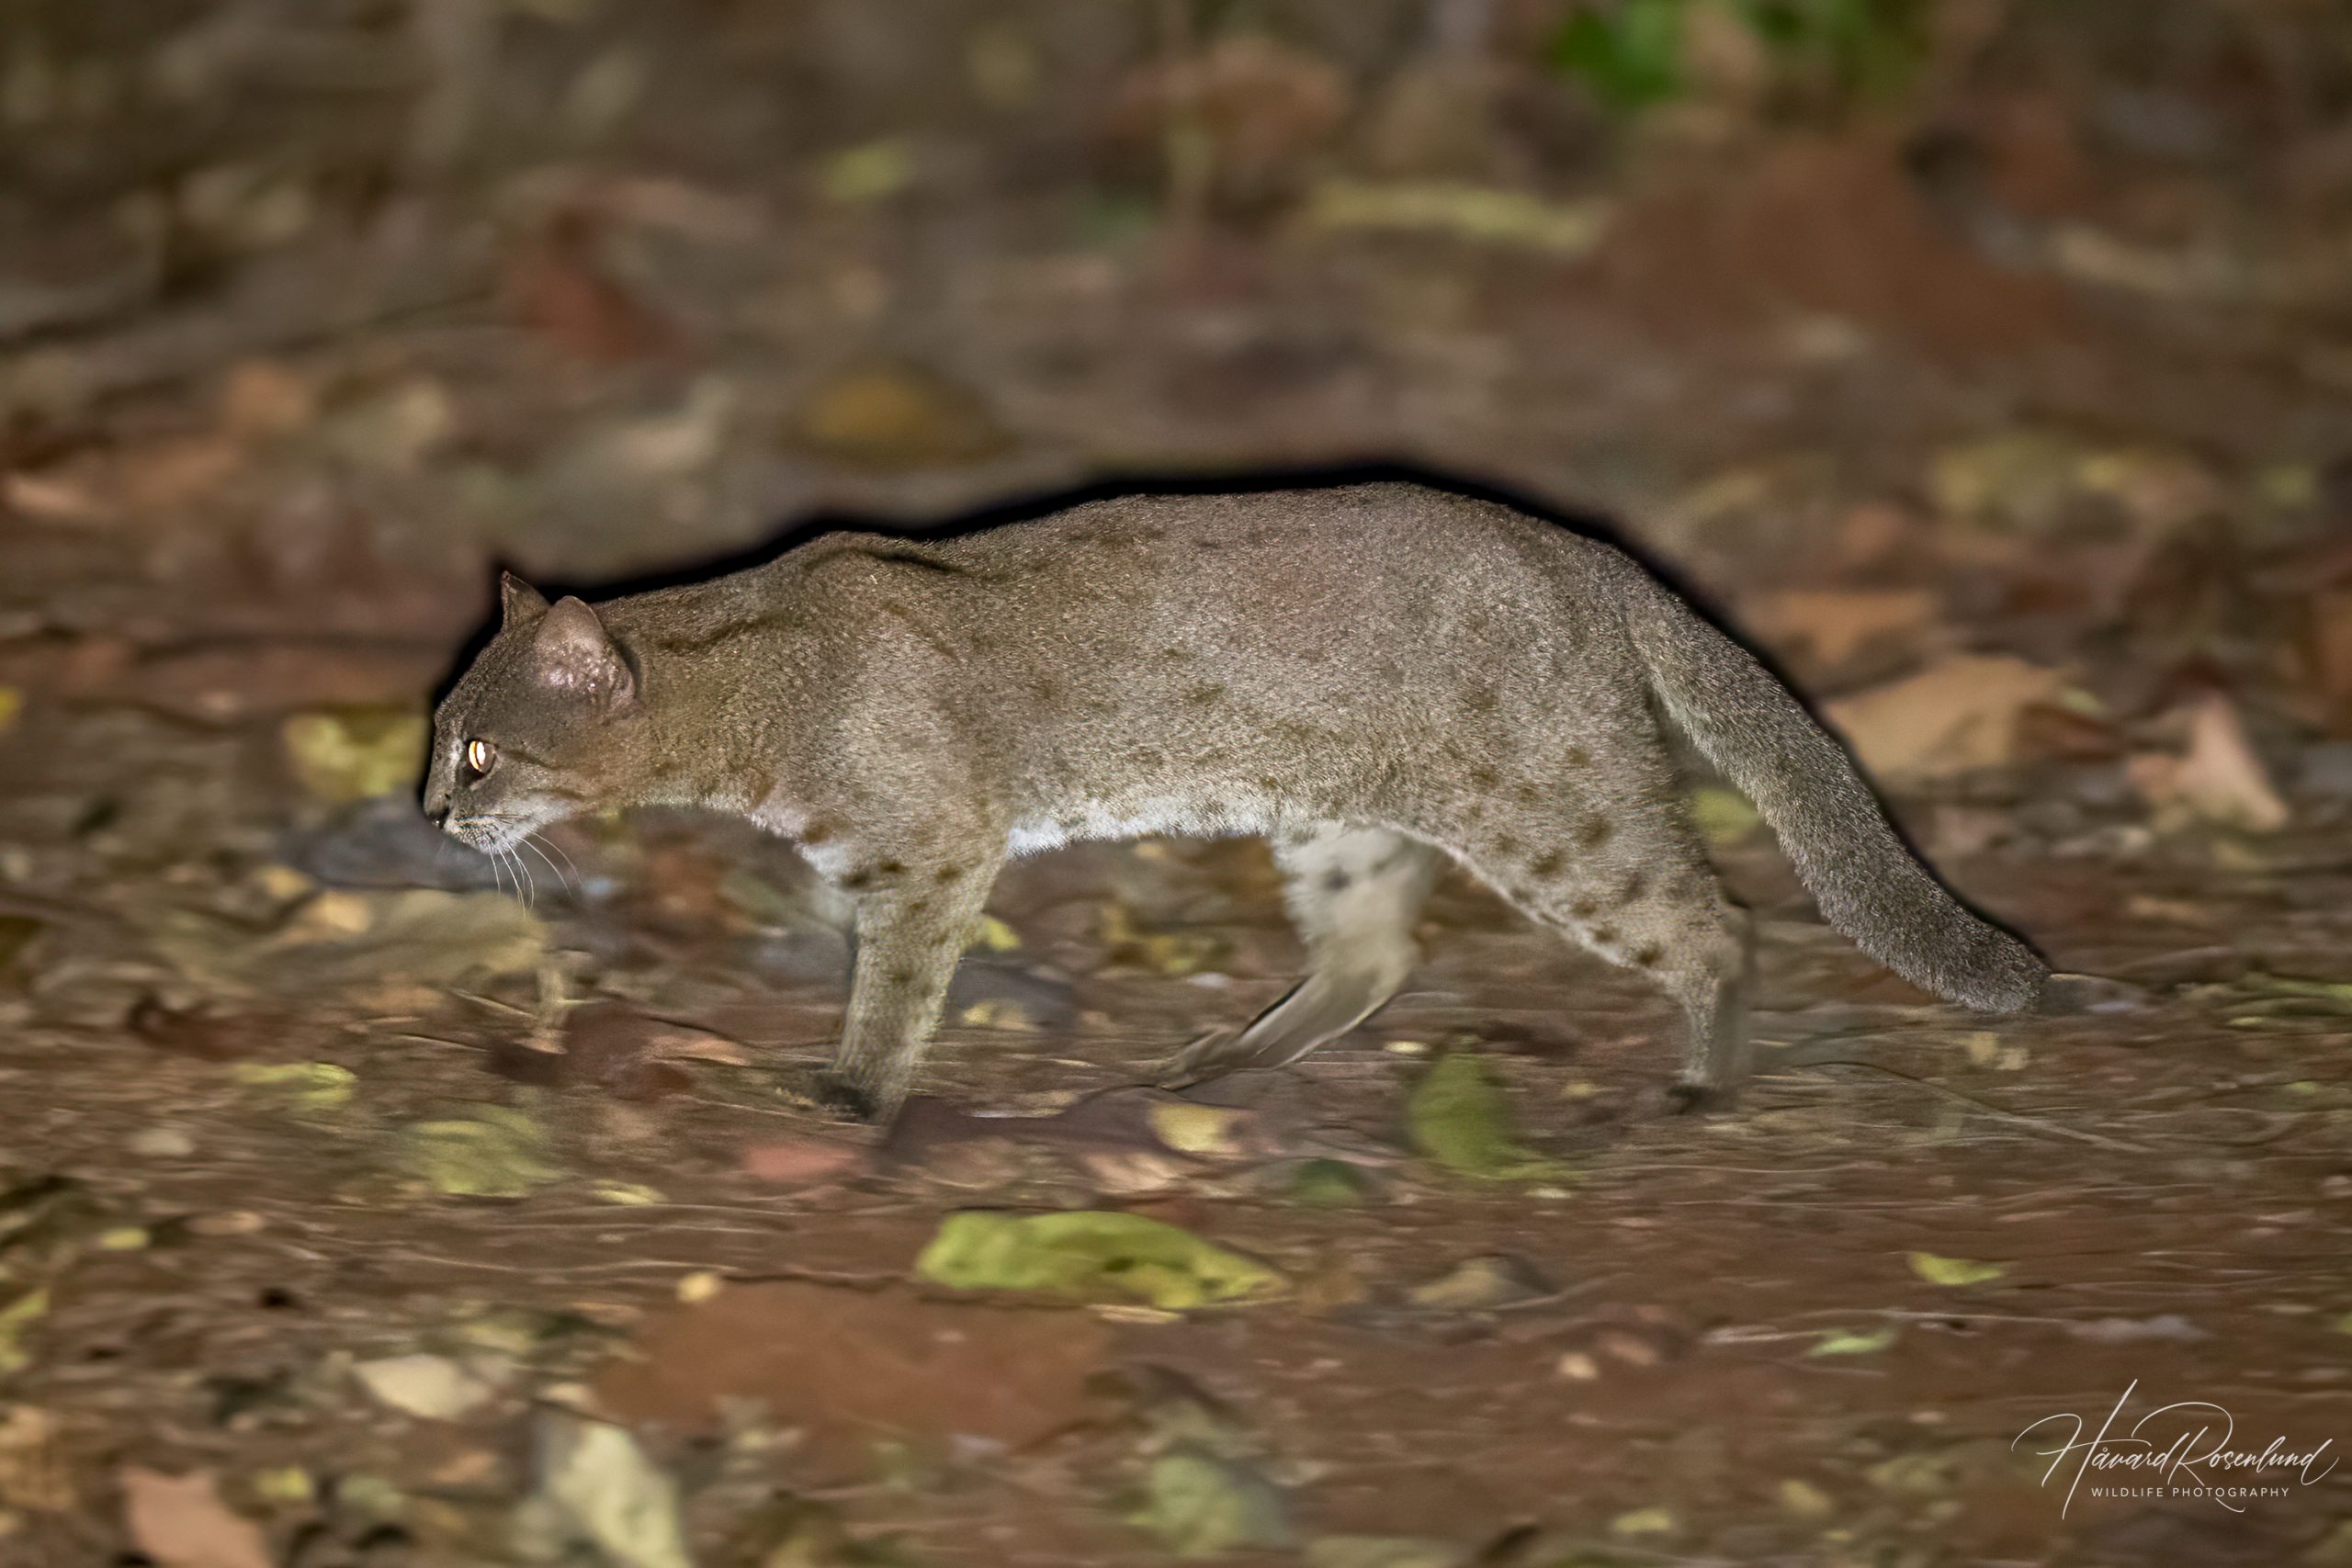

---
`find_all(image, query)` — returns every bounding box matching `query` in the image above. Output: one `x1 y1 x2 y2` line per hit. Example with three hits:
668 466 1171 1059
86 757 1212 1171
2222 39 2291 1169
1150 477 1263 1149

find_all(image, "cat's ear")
500 570 550 627
532 596 637 711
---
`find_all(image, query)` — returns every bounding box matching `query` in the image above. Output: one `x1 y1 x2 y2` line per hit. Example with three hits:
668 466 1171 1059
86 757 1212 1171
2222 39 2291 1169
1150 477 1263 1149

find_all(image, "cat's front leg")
820 851 1004 1120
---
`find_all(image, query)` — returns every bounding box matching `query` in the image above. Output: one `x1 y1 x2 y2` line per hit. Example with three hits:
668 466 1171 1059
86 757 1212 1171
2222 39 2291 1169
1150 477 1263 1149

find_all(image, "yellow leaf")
1907 1251 2007 1287
1609 1506 1676 1537
972 915 1021 953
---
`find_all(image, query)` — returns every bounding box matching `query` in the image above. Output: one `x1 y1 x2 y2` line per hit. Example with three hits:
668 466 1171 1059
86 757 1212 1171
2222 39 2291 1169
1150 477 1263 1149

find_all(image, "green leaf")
914 1211 1280 1310
1690 785 1762 846
1807 1324 1898 1357
400 1106 560 1198
1549 0 1686 110
1127 1450 1290 1558
228 1061 356 1114
1906 1251 2007 1287
1287 1158 1373 1208
0 1286 49 1374
1405 1053 1567 1182
280 707 427 802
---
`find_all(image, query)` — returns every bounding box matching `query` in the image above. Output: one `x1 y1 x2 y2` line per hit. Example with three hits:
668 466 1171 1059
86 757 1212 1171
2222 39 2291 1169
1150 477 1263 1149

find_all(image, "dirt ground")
4 3 2352 1565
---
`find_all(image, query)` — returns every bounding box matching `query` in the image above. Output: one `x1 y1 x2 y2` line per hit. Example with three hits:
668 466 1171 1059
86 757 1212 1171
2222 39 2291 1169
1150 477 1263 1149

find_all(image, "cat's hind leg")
1168 823 1442 1080
1449 781 1754 1110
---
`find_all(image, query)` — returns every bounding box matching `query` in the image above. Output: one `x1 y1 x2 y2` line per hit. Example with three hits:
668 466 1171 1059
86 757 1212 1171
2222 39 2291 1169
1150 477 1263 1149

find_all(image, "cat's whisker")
521 835 575 901
534 831 584 892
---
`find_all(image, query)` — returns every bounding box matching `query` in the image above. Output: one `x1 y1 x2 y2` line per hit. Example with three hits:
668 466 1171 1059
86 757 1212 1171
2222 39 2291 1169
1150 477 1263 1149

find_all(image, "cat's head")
424 574 645 853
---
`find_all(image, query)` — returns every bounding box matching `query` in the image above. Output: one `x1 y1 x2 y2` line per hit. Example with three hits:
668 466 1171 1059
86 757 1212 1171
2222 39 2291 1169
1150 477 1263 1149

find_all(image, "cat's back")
935 479 1609 601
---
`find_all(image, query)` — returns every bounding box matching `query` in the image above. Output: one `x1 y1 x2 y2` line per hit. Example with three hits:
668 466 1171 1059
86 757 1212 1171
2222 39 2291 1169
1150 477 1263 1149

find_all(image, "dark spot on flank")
1568 897 1599 919
1589 925 1618 946
1464 685 1499 714
1254 776 1283 795
1514 781 1544 805
1565 746 1591 768
1617 870 1648 904
1026 676 1064 701
801 820 834 845
1187 682 1226 705
876 860 906 877
1633 944 1662 967
1528 850 1565 878
840 871 873 891
1579 816 1614 849
888 967 918 985
1468 764 1499 789
906 897 933 915
934 864 966 883
1322 869 1351 895
1159 646 1190 660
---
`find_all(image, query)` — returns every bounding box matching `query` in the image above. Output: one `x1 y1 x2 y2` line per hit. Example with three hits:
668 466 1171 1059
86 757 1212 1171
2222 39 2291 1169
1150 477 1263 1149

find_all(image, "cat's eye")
463 739 497 778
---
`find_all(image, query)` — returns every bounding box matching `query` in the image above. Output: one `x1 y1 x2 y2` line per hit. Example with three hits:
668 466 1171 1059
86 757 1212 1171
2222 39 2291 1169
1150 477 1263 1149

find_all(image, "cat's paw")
1662 1080 1739 1116
813 1073 885 1123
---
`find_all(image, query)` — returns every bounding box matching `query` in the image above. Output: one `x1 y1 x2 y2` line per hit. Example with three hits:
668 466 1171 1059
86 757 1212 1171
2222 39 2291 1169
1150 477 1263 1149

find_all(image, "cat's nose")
422 795 450 829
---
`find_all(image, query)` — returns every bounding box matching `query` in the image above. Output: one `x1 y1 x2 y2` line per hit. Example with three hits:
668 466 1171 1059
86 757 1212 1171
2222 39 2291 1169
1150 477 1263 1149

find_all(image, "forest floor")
3 3 2351 1565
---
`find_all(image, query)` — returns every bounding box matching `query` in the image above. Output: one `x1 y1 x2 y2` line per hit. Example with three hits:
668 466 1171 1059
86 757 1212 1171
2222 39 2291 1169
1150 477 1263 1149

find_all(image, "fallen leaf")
1404 1054 1566 1182
1928 430 2082 533
227 1061 356 1114
1101 902 1227 976
1306 1537 1467 1568
1286 1158 1372 1207
120 1467 269 1568
1302 180 1612 255
1405 1255 1551 1311
354 1353 498 1420
971 914 1021 953
789 361 1010 468
1745 588 1939 669
156 889 546 997
0 1407 73 1511
1907 1251 2007 1287
0 1287 50 1373
507 210 676 365
821 138 915 204
519 1412 691 1568
590 1180 665 1206
280 707 428 803
1825 654 2066 783
1807 1325 1898 1358
1128 1450 1291 1558
400 1106 560 1198
1689 785 1760 846
1609 1506 1677 1537
2127 692 2290 832
914 1211 1279 1310
1777 1478 1834 1517
1147 1100 1250 1157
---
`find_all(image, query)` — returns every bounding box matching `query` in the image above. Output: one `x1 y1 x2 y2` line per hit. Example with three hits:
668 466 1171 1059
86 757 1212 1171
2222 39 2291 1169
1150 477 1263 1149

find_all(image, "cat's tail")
1614 557 2047 1013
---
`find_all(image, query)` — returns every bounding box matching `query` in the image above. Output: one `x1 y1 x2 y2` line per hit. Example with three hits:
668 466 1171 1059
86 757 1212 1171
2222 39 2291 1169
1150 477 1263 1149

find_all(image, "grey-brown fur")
424 482 2045 1117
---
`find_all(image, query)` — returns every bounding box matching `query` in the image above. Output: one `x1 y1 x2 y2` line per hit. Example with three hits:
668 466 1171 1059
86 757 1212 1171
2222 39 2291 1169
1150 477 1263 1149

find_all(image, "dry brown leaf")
1746 588 1939 669
2126 692 2290 832
120 1467 270 1568
1824 654 2065 783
